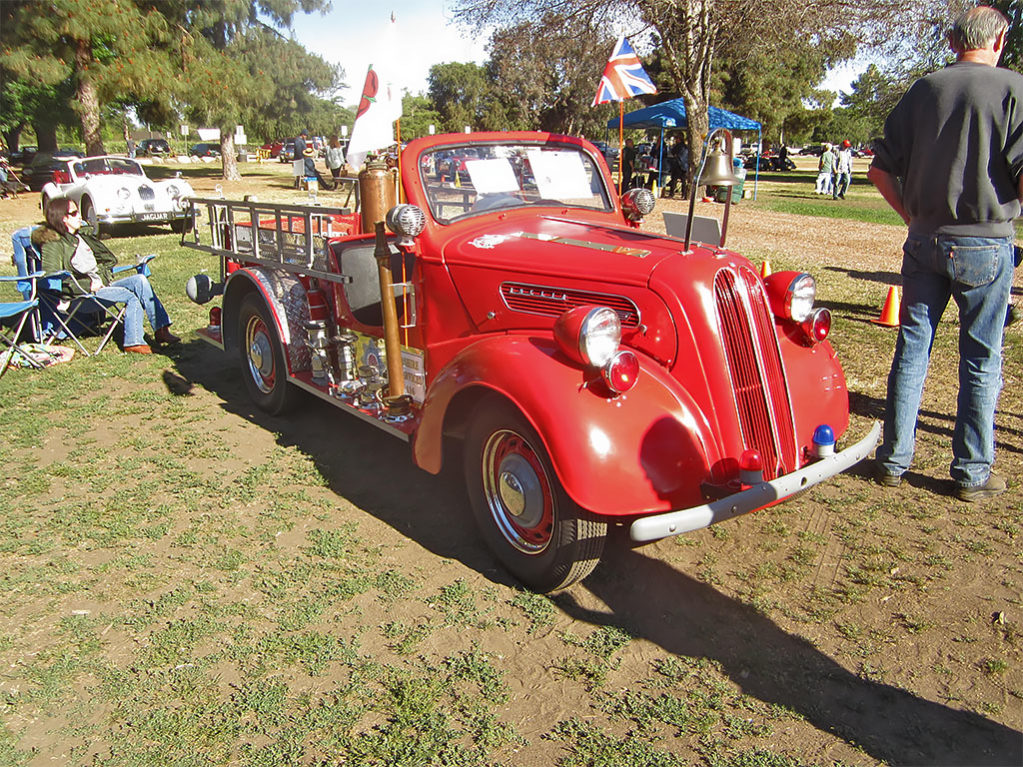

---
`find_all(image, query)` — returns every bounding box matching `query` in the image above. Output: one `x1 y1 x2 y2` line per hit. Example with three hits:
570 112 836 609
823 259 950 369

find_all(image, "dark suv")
139 138 170 157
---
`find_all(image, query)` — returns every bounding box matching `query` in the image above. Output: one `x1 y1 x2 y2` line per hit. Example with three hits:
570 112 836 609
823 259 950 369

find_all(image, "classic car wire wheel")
481 429 555 554
244 314 276 394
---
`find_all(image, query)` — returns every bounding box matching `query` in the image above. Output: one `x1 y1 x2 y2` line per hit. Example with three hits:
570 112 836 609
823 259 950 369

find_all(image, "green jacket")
31 226 117 299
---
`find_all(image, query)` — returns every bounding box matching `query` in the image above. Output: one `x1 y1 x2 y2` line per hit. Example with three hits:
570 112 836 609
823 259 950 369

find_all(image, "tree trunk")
3 126 24 153
220 130 240 181
33 123 58 152
74 38 105 155
683 90 710 197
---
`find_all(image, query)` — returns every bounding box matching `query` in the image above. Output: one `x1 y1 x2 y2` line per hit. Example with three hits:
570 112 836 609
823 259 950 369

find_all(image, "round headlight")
786 273 816 322
554 305 622 367
167 184 181 199
386 204 426 238
116 186 130 200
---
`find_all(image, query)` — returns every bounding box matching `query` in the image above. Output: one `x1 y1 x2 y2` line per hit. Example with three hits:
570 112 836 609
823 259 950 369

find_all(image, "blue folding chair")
0 271 43 377
11 227 157 355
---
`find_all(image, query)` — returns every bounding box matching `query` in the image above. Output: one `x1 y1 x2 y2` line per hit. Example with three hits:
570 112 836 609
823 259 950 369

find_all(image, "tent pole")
658 126 665 191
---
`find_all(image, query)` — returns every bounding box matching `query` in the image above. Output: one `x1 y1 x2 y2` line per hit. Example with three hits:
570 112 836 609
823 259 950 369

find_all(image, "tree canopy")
0 0 343 179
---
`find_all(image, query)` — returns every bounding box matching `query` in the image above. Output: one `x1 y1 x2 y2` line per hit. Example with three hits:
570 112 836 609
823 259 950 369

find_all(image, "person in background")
621 138 637 191
665 135 689 199
33 196 178 355
325 135 346 184
833 139 854 199
816 144 835 195
295 129 333 190
868 5 1023 501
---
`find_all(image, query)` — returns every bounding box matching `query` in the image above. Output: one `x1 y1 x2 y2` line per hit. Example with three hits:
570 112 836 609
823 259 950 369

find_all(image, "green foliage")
428 62 498 132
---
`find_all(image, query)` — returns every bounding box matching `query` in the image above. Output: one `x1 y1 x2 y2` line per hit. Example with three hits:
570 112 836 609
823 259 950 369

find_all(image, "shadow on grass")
556 549 1022 767
170 338 1020 765
169 337 504 581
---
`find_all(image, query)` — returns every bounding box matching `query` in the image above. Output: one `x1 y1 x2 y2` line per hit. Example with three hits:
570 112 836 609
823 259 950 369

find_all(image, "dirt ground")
1 160 1020 766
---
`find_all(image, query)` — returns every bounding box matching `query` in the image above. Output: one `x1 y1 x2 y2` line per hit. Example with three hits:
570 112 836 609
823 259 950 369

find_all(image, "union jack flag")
592 36 657 106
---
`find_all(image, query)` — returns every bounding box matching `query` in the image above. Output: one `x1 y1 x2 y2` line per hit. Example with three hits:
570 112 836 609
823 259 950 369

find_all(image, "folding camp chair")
0 271 44 377
12 228 157 355
39 270 130 356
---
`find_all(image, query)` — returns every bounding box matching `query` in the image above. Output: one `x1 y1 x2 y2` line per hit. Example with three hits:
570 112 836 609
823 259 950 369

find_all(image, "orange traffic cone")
760 259 772 278
872 286 901 327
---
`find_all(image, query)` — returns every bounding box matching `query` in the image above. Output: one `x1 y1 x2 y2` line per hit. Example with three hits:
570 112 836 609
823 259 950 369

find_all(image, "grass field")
0 159 1019 766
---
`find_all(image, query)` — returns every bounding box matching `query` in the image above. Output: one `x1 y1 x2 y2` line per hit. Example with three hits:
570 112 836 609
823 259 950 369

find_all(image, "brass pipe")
374 221 405 401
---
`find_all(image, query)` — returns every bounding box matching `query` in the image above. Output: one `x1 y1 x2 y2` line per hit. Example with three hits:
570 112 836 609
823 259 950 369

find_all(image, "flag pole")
618 101 624 197
396 118 403 203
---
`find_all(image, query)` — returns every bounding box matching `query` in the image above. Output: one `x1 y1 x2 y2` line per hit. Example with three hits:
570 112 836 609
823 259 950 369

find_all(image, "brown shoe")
124 344 152 355
155 327 180 345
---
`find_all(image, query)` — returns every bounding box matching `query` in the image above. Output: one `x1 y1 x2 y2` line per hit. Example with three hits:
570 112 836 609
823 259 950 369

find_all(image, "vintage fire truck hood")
440 214 687 286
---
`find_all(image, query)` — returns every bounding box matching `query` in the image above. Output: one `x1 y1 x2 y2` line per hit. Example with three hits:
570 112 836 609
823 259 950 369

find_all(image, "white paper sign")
527 150 592 199
465 158 519 195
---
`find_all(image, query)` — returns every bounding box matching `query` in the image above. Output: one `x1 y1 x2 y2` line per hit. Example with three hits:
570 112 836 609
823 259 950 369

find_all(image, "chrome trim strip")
629 421 881 542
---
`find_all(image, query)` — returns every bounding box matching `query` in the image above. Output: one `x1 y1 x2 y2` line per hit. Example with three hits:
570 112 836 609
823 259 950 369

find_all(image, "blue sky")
288 1 489 104
287 2 861 108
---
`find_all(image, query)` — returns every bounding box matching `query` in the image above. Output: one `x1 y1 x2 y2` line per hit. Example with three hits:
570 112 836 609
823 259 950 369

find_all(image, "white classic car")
40 155 194 235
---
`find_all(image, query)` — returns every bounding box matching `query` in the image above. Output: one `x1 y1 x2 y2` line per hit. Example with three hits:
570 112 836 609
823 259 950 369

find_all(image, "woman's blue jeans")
876 233 1013 487
94 274 171 347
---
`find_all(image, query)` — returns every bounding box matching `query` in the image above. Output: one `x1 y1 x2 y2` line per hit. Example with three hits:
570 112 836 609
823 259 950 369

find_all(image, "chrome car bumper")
629 421 882 543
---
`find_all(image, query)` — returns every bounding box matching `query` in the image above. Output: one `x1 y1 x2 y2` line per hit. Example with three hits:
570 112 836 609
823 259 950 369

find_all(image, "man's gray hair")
950 5 1009 51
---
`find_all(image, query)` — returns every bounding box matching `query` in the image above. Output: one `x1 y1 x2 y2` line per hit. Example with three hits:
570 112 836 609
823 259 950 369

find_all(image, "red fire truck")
183 130 879 592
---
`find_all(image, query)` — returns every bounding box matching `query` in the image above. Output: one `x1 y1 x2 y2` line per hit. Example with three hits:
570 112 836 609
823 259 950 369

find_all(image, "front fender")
413 335 719 516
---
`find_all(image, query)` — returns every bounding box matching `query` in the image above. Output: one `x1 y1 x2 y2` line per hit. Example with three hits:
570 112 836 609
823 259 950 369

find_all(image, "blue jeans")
876 233 1013 487
833 172 850 198
94 274 171 347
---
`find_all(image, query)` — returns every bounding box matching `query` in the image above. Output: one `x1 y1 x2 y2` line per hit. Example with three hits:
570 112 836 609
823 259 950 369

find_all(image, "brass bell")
699 148 740 187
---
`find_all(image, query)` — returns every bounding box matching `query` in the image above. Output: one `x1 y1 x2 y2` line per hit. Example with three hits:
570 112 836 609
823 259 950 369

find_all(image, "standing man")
621 138 637 191
833 139 853 199
816 143 835 195
665 135 689 198
868 6 1023 501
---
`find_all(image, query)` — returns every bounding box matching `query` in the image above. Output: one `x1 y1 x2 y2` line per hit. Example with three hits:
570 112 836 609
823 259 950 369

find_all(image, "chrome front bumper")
629 421 881 543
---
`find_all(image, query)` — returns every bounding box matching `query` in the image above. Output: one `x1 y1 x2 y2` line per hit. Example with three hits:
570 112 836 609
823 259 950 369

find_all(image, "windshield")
419 141 612 224
76 158 144 176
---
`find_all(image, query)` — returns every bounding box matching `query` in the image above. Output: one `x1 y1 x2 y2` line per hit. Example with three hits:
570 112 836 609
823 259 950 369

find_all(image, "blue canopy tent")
607 100 763 198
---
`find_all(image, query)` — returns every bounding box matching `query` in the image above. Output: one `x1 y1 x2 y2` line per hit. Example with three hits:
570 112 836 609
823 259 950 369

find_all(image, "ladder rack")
180 197 358 284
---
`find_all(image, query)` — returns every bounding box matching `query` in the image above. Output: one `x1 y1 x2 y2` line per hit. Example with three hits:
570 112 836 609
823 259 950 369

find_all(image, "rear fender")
414 336 718 516
222 267 312 374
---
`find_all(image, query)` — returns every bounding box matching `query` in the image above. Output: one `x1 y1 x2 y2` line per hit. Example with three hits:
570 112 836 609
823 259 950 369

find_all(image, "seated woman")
32 196 179 354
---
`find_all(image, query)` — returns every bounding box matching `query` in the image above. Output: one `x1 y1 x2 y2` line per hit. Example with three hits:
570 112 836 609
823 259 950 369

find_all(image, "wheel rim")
481 429 555 554
244 313 275 394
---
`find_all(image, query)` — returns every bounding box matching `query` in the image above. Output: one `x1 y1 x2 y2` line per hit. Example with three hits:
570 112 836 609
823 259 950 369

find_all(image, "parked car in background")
261 140 284 158
592 141 620 165
798 145 825 156
10 145 38 165
189 143 221 158
139 138 171 157
40 155 195 235
24 148 85 191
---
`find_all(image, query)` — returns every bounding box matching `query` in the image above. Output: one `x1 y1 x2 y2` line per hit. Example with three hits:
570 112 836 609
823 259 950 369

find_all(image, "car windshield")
76 158 144 176
419 140 612 224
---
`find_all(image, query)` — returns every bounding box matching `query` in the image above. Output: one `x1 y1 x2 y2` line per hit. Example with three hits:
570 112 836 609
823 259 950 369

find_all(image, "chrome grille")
500 282 640 327
138 185 155 200
714 266 796 479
